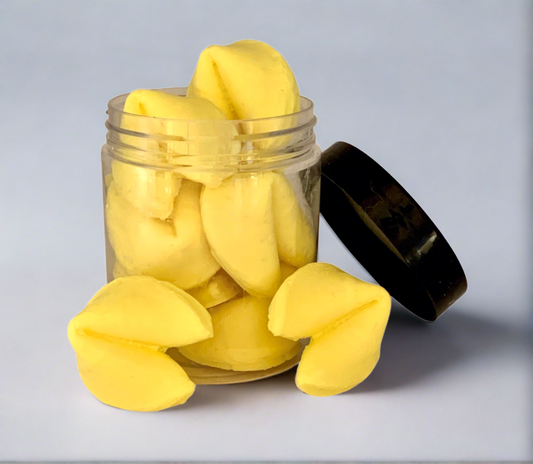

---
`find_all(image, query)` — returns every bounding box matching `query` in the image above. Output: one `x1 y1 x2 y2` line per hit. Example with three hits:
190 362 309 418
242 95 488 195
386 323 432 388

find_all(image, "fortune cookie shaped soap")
201 173 281 298
68 276 213 411
187 269 242 309
112 160 181 220
106 179 220 290
187 40 300 149
270 172 316 267
116 89 217 219
200 172 316 298
269 263 391 396
188 40 300 120
115 90 239 214
179 295 300 371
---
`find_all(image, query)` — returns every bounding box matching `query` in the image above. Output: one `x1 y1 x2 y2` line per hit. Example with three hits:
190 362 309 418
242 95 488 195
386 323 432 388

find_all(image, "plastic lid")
320 141 467 321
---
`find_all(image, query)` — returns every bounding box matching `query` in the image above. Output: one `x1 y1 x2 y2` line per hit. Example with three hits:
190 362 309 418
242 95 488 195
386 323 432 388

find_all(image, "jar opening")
105 87 317 171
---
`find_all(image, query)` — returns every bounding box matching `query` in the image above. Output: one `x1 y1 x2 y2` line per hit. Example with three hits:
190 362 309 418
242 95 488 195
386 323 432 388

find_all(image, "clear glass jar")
101 88 321 384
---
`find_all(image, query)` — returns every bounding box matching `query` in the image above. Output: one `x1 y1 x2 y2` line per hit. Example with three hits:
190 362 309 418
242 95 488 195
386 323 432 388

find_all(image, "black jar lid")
320 141 467 321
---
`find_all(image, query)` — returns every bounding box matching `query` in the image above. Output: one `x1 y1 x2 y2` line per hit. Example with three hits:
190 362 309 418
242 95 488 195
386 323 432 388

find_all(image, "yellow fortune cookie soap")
114 90 239 212
115 90 182 219
270 172 316 267
106 179 220 290
188 40 300 149
201 173 281 298
111 161 181 220
200 171 316 298
115 89 206 219
269 263 391 396
179 295 300 371
188 40 300 120
67 276 213 411
187 269 243 309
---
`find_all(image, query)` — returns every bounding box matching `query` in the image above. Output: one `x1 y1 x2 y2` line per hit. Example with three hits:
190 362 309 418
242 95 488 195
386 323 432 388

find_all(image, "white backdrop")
0 0 531 460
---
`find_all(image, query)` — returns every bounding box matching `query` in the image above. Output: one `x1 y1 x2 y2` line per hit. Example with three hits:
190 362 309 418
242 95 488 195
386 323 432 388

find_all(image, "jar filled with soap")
101 41 321 385
69 39 467 412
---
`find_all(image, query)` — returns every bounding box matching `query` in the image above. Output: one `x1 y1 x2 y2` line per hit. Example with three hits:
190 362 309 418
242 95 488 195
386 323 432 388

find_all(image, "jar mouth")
104 87 317 172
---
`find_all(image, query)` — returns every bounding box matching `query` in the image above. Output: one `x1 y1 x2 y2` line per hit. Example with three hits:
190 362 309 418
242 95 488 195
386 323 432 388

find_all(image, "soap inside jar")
102 86 321 384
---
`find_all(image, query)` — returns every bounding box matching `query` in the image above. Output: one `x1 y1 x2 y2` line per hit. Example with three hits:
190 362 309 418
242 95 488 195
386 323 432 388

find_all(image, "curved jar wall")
101 88 321 384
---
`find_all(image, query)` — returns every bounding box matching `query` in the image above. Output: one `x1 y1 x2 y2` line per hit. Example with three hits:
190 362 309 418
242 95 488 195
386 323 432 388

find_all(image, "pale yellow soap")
296 296 390 396
124 88 229 120
71 333 195 411
106 179 220 290
200 173 281 298
268 263 391 396
188 40 300 120
123 89 238 161
118 90 183 219
269 262 387 339
112 260 129 279
115 90 239 214
179 295 300 371
187 269 242 309
270 172 316 267
116 88 213 219
111 160 181 220
187 40 300 149
68 276 213 411
280 262 298 282
199 171 315 297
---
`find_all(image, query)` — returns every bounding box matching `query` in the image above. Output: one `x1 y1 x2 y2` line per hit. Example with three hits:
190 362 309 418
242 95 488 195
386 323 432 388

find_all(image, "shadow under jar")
101 88 321 385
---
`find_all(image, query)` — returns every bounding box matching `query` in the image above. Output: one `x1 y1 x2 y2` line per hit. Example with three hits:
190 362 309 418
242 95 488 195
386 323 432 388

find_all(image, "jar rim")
107 87 315 124
104 87 318 172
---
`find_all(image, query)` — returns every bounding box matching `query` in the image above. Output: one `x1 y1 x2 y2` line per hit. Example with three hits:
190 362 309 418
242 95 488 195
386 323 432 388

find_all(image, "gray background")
0 0 531 460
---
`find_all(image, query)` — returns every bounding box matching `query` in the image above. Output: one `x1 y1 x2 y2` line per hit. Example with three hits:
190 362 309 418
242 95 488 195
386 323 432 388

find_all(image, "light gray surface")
0 0 531 460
